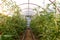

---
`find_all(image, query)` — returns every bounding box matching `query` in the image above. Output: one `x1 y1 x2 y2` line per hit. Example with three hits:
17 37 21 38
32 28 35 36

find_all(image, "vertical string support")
28 0 30 15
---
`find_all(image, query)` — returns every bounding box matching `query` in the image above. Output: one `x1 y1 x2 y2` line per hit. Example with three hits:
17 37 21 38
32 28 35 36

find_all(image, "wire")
43 0 45 7
28 0 30 15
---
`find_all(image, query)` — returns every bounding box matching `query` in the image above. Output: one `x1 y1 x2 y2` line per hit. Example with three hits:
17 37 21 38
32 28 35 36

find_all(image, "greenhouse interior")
0 0 60 40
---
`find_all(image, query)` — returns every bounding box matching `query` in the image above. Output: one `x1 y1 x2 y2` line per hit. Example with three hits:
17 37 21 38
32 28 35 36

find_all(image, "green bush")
31 13 60 40
0 14 26 40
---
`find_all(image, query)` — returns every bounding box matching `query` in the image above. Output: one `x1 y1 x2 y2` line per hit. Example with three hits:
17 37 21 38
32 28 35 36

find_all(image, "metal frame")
19 3 46 16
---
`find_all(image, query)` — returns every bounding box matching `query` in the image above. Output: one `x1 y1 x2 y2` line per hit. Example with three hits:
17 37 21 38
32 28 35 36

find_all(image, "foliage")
0 0 26 40
31 13 60 40
0 13 26 40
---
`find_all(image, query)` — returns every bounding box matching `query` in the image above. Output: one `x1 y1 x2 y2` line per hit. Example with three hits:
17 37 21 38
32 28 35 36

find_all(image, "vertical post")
28 0 30 15
27 0 31 28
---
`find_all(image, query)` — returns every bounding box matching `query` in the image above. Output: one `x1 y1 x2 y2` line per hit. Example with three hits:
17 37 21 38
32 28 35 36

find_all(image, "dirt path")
24 29 33 40
22 28 36 40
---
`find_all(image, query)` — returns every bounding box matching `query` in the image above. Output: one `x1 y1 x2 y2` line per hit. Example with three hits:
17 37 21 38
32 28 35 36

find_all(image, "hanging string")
28 0 30 15
43 0 45 7
49 0 56 3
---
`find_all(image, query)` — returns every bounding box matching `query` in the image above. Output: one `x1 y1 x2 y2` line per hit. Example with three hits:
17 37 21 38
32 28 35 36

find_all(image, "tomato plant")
31 12 60 40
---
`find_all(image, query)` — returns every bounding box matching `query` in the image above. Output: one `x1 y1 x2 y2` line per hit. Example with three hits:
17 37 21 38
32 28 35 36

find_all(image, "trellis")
19 0 60 17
